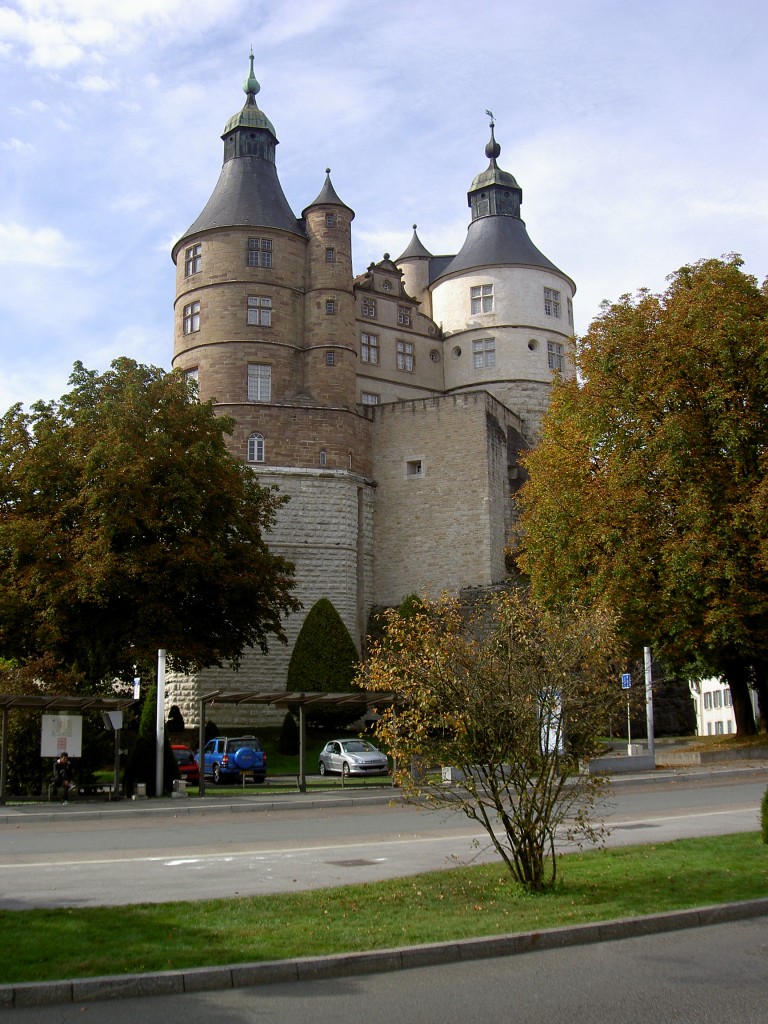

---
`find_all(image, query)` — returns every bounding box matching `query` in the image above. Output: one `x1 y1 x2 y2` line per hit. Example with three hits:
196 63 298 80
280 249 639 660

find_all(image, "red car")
172 744 200 785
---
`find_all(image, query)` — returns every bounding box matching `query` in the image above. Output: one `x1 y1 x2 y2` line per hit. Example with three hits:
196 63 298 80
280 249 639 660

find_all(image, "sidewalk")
2 760 767 827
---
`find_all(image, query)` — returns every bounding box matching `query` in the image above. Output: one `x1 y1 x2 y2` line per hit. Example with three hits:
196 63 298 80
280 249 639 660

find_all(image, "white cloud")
1 137 34 153
0 222 77 266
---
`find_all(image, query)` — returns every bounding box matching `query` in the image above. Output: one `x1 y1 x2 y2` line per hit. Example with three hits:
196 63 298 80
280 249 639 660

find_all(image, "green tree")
517 256 768 734
0 358 299 689
357 589 622 891
286 598 360 728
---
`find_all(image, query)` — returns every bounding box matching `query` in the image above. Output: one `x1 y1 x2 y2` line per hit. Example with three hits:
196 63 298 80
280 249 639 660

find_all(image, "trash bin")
172 779 188 797
134 782 147 799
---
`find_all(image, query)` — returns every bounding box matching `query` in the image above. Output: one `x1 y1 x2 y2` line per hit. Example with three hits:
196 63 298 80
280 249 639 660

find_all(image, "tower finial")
484 110 501 161
243 48 260 102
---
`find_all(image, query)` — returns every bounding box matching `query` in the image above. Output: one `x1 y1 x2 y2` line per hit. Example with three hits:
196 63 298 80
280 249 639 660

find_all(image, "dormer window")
383 280 392 291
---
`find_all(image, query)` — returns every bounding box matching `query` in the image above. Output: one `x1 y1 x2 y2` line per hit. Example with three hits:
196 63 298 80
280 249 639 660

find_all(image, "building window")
715 721 724 735
470 284 493 314
361 392 379 405
325 247 335 263
398 306 411 327
406 459 423 477
544 287 561 317
473 337 496 369
361 332 379 364
383 280 392 291
547 341 564 372
184 243 201 277
247 296 272 326
567 296 574 326
183 301 200 334
724 687 732 707
713 690 722 709
247 363 271 402
325 213 335 227
326 299 336 315
703 691 712 709
362 297 376 318
184 367 198 385
319 449 327 466
247 238 273 268
396 340 414 372
326 351 335 366
247 432 265 463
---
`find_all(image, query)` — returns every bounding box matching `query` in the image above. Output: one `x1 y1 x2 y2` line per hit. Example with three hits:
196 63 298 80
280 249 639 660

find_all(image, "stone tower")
167 55 375 725
397 118 576 443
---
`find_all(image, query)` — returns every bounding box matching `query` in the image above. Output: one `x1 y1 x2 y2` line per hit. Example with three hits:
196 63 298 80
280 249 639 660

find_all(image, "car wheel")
319 761 327 776
342 762 350 778
213 764 223 785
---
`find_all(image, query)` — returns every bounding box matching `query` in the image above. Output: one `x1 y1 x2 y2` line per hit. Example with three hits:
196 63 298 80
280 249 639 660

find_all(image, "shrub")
278 711 300 756
287 598 361 729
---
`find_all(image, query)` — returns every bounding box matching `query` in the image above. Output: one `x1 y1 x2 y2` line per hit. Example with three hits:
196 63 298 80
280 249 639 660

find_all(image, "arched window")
247 433 265 463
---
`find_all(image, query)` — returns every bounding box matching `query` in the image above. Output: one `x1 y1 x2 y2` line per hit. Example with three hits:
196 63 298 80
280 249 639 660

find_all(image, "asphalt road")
7 915 767 1023
0 766 765 909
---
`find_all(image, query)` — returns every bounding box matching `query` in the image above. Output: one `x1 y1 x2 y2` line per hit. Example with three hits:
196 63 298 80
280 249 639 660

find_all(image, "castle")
166 55 576 726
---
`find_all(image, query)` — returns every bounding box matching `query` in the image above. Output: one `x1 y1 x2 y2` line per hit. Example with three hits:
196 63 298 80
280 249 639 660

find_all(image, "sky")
1 0 767 413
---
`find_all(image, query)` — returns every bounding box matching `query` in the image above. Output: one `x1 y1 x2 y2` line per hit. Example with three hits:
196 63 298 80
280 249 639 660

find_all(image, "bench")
48 782 117 802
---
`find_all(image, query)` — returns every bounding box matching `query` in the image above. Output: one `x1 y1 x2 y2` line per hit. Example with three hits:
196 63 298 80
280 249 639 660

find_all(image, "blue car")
199 736 267 785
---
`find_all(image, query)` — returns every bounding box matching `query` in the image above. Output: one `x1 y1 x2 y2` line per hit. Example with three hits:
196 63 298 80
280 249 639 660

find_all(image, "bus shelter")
198 690 396 795
0 693 137 804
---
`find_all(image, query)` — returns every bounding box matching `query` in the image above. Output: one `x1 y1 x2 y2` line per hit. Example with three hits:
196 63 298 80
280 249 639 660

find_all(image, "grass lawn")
2 832 766 985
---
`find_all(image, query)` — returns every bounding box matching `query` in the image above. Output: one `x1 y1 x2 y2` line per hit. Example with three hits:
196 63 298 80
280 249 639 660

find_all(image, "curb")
2 897 767 1009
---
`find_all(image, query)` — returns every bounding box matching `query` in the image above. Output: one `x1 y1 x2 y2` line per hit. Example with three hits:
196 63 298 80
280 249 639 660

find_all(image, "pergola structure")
0 693 137 804
198 689 397 795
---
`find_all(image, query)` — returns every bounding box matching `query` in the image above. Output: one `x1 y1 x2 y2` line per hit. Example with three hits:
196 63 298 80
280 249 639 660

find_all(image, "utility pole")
644 646 655 760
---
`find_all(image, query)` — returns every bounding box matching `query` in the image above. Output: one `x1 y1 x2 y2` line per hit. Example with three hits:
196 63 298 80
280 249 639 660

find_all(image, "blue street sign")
621 673 632 689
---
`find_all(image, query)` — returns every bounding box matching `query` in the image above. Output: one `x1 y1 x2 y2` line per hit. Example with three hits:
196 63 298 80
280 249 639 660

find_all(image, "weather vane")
485 108 495 126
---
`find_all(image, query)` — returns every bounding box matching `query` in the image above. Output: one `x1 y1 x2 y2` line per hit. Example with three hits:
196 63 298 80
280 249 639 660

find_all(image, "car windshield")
173 750 193 763
226 738 261 753
341 740 375 753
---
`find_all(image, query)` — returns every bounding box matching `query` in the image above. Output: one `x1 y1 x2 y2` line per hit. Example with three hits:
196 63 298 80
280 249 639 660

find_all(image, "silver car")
318 739 389 778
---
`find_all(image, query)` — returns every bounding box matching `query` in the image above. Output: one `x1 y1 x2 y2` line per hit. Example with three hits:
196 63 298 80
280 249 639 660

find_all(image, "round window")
452 346 462 359
528 339 539 351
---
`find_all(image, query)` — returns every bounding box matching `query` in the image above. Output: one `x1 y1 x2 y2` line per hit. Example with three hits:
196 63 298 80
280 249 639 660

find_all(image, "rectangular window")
362 297 376 318
544 287 561 317
398 306 411 326
325 247 335 263
703 692 712 709
247 296 272 326
361 332 379 364
183 300 200 334
325 351 335 366
247 238 273 268
325 213 335 227
326 299 336 315
361 392 379 405
547 341 564 372
396 340 414 372
247 363 271 402
567 296 574 326
715 721 724 734
473 337 496 369
184 243 201 277
724 687 732 707
713 691 722 709
184 367 198 385
406 459 423 477
470 284 493 314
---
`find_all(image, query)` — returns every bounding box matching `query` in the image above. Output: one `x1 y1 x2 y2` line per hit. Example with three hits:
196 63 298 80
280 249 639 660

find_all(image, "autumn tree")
517 256 768 734
357 589 622 891
0 358 299 689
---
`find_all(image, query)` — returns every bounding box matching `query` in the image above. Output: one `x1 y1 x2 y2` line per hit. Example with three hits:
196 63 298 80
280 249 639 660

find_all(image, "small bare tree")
358 589 623 891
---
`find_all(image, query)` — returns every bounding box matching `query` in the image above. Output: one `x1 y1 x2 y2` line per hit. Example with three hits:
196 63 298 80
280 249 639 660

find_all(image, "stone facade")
163 59 575 726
